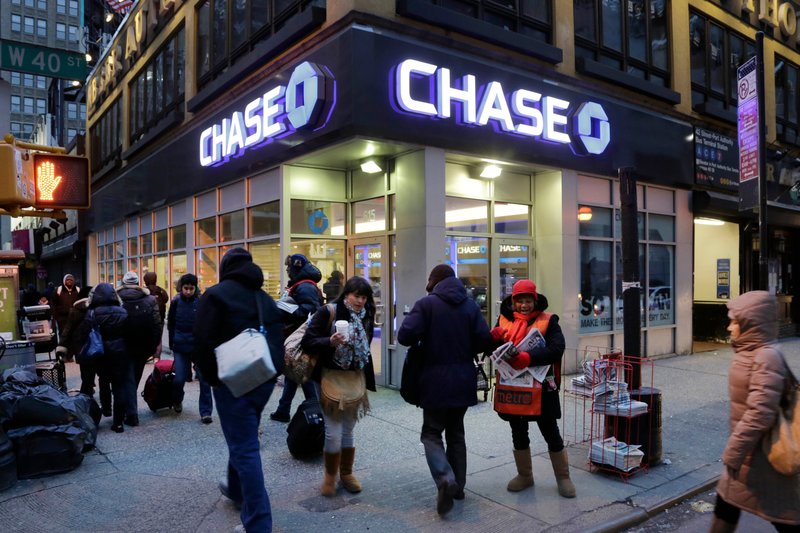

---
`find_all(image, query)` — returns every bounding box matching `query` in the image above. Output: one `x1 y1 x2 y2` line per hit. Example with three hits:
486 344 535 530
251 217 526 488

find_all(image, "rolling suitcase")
286 398 325 459
142 359 175 412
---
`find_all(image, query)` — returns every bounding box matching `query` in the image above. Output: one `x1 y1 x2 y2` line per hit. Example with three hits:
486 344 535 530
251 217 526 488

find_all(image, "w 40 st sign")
0 40 88 82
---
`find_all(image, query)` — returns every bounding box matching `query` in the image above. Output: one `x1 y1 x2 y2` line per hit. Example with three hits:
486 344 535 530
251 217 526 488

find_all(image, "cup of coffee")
335 320 349 337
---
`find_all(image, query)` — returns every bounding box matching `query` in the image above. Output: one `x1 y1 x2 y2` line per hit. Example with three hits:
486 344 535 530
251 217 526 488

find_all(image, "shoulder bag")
284 304 335 385
762 355 800 476
216 292 277 398
400 342 424 407
321 367 367 415
78 311 104 363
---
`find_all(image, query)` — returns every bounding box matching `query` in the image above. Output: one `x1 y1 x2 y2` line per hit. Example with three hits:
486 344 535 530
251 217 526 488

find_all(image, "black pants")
509 417 564 452
715 494 800 532
421 407 468 491
79 361 111 411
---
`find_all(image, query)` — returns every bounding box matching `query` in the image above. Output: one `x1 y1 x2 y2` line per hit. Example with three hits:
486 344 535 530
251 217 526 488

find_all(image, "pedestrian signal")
32 153 89 209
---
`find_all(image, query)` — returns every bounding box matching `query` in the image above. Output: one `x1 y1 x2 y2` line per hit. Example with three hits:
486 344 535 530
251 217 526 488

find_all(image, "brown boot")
549 449 576 498
339 447 362 493
709 517 737 533
321 451 340 497
507 448 534 492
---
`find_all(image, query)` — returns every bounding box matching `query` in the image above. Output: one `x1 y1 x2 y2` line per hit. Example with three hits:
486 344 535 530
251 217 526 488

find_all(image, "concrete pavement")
1 338 799 533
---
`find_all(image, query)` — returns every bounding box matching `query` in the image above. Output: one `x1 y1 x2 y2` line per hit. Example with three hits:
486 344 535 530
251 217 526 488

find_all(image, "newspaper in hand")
489 327 551 382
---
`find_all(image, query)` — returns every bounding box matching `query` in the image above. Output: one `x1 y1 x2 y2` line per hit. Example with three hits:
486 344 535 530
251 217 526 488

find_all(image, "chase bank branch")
85 1 704 383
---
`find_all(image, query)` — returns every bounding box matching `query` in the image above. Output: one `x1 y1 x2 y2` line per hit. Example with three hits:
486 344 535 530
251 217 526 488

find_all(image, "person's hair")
336 276 376 314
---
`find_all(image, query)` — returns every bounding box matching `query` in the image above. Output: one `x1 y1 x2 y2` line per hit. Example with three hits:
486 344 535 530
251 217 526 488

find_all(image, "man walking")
52 274 81 347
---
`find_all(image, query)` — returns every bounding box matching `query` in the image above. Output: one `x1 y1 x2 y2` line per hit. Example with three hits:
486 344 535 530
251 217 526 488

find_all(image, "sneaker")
111 424 124 433
173 402 183 413
201 415 213 424
269 411 290 423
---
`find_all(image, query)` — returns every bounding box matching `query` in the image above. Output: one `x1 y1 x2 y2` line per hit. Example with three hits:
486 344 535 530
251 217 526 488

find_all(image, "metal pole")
619 167 641 390
757 32 769 290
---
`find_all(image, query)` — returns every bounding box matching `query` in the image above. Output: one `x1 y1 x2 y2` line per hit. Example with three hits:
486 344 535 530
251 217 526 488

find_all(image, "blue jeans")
173 352 213 416
214 379 276 533
274 379 318 417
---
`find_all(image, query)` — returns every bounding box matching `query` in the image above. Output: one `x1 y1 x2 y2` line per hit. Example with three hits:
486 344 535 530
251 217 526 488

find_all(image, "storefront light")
360 158 383 174
577 206 593 221
480 165 502 179
693 217 724 226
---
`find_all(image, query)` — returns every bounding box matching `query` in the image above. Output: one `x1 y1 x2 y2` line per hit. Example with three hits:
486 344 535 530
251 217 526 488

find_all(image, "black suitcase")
286 399 325 459
142 360 175 412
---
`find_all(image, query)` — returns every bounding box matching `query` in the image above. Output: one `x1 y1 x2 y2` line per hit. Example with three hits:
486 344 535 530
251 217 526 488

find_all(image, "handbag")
762 355 800 476
284 304 335 385
400 342 424 407
78 311 104 363
320 367 366 413
216 292 278 398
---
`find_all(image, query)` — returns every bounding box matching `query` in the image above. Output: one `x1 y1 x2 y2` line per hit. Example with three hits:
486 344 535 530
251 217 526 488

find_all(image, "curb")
581 475 721 533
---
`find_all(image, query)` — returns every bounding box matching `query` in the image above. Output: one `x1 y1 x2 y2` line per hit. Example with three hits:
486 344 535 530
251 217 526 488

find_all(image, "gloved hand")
490 327 506 342
508 351 531 370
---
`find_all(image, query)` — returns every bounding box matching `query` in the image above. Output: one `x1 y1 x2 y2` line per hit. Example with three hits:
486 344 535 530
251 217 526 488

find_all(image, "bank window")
776 56 800 145
690 11 754 115
220 210 245 242
250 240 281 298
196 0 320 89
289 238 346 300
494 203 529 234
128 236 139 256
170 225 186 249
249 201 279 237
575 0 670 89
353 197 386 234
578 186 676 334
446 197 489 233
154 229 169 252
290 200 346 236
129 26 185 144
196 216 217 246
445 236 490 322
197 248 218 291
141 233 153 255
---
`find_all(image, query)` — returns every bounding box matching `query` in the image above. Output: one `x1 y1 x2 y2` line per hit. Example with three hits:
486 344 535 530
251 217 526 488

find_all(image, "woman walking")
490 279 575 498
711 291 800 532
301 276 376 497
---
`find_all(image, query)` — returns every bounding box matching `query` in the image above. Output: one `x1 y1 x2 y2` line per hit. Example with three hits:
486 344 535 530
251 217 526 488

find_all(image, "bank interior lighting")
360 157 383 174
577 206 593 221
694 217 725 226
480 164 502 179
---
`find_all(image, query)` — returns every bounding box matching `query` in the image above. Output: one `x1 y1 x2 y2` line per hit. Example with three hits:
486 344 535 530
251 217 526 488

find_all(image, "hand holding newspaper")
489 328 551 382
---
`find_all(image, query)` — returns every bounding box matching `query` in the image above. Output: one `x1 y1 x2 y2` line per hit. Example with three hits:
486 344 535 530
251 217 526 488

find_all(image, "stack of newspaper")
589 437 644 472
570 359 619 397
489 328 550 382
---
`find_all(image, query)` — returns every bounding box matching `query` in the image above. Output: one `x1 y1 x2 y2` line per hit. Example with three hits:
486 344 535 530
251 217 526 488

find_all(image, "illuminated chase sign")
199 61 335 167
393 59 611 155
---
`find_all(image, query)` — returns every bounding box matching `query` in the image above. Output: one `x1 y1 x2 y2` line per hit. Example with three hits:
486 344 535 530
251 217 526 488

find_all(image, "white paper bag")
215 328 276 398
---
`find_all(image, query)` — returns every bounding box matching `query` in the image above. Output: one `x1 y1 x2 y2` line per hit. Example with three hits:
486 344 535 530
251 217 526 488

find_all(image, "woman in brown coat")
712 291 800 532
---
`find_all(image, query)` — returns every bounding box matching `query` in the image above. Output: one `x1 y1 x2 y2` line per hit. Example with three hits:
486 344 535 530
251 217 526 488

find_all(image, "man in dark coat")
397 264 493 516
143 272 169 322
193 247 283 533
117 271 163 427
52 274 81 338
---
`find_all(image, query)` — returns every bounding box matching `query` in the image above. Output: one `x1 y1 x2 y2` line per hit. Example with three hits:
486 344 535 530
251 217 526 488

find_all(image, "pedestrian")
489 279 576 498
301 276 376 498
52 274 81 340
270 254 324 423
117 271 163 427
78 283 128 432
167 273 213 424
193 247 283 533
143 271 169 322
397 265 493 515
711 291 800 533
322 270 344 304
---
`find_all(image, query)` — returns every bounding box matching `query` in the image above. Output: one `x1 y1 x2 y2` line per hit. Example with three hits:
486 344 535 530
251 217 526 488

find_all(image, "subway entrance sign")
0 40 88 81
32 153 89 209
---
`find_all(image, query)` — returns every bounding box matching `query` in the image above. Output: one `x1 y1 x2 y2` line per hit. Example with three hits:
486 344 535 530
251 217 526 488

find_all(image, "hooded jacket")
58 297 89 357
493 292 566 421
397 276 493 409
285 260 324 327
168 288 201 354
79 283 128 366
716 291 800 525
193 249 284 387
117 284 162 354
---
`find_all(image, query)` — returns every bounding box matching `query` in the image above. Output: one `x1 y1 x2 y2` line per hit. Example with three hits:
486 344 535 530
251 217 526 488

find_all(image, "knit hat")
122 271 139 286
178 273 198 288
285 254 309 270
425 264 455 293
512 279 537 299
63 274 74 284
220 247 253 274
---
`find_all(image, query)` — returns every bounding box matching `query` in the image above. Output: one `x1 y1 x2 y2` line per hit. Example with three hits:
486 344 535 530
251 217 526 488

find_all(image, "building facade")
84 0 800 384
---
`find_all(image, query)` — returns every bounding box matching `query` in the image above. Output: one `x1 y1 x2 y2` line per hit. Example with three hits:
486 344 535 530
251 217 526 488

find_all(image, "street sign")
737 55 760 211
32 153 90 209
0 40 88 81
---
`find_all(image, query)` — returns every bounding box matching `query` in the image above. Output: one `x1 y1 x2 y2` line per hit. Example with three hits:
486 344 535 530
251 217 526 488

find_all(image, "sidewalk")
1 339 798 533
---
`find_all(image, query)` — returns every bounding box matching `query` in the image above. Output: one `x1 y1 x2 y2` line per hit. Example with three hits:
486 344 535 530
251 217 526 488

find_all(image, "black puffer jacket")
397 277 493 409
117 285 162 354
193 250 284 387
79 283 128 365
495 292 566 422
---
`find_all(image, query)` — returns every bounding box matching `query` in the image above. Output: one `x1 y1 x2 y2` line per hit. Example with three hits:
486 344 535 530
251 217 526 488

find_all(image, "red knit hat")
512 280 537 299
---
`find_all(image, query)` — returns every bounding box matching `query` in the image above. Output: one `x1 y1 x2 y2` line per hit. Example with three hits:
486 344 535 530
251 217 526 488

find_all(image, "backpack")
284 303 335 385
286 399 325 459
123 297 159 352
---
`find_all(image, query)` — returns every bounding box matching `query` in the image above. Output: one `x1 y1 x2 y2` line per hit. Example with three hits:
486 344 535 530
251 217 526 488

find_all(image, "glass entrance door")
492 239 531 324
348 238 388 384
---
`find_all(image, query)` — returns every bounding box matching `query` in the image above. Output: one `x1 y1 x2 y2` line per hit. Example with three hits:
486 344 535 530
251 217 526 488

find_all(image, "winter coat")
301 300 377 392
397 276 493 409
168 291 200 354
493 292 566 422
52 284 81 330
284 262 324 331
716 291 800 525
192 258 284 388
78 284 128 372
147 284 169 321
59 297 89 358
117 285 162 356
